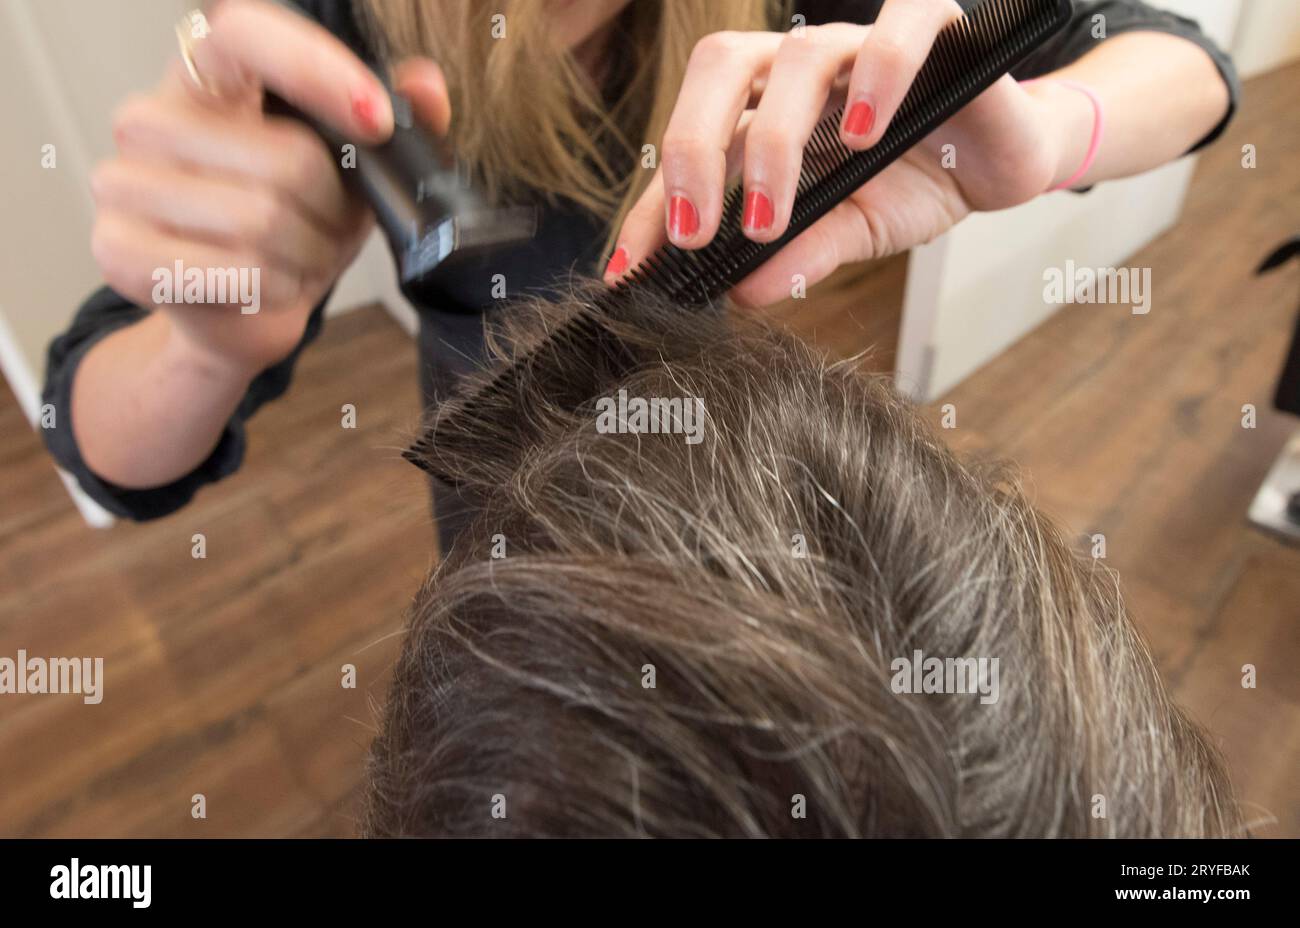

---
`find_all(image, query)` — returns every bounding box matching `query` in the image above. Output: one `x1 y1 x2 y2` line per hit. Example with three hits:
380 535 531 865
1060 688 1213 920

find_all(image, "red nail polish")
743 190 774 233
844 100 875 138
605 246 629 276
668 195 699 241
351 91 379 134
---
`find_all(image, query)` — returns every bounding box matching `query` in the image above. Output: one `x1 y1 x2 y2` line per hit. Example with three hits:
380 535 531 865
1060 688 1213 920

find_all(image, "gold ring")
175 9 219 95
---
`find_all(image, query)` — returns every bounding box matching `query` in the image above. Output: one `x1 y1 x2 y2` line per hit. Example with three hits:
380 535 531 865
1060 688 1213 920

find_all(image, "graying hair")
364 285 1242 837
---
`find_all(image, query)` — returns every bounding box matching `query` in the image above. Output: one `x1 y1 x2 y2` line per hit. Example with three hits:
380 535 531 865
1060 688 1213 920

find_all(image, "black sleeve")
798 0 1239 154
296 0 382 67
41 288 328 520
1012 1 1239 153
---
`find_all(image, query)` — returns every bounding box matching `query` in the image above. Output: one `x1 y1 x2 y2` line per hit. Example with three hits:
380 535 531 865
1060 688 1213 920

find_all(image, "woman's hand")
606 0 1082 307
90 0 449 376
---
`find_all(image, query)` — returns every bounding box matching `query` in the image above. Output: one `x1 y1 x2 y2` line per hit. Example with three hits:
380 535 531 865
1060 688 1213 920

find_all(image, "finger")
729 200 870 308
660 31 783 248
392 57 452 136
604 170 667 284
744 24 866 242
189 0 393 142
841 0 961 149
111 93 353 234
91 210 303 312
90 159 341 280
161 55 259 116
609 116 754 283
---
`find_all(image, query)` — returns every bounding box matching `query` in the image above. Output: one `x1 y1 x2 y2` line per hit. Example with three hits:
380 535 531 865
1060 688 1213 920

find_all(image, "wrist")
157 315 261 388
1024 78 1100 192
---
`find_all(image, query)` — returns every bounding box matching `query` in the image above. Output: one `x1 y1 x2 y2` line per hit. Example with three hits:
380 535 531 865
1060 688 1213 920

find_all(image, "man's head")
365 286 1240 837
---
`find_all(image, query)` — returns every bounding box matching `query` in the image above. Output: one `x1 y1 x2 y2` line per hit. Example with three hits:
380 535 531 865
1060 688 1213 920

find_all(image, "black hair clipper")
262 1 537 296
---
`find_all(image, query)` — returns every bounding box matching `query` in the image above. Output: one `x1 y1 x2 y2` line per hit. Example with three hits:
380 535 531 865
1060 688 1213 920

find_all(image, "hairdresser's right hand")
90 0 450 376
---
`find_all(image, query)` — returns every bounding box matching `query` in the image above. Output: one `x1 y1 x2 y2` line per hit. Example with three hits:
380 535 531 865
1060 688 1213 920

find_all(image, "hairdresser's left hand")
607 0 1080 307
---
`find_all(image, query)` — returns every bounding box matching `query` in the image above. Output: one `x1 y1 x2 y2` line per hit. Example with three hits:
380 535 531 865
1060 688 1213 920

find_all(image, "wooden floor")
932 62 1300 836
0 307 432 837
2 62 1296 838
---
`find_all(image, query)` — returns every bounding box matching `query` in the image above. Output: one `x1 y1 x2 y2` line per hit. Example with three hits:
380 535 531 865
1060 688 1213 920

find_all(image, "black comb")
406 0 1072 482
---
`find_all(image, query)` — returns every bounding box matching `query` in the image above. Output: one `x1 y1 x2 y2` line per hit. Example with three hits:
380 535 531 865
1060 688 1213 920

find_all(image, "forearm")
71 313 256 488
1029 31 1232 190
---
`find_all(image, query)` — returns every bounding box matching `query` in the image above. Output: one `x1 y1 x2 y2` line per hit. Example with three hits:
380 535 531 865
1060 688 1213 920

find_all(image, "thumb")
729 203 862 308
392 57 452 136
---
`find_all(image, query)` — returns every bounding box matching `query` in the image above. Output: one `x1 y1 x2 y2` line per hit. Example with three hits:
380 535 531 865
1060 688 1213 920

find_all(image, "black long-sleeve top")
42 0 1240 520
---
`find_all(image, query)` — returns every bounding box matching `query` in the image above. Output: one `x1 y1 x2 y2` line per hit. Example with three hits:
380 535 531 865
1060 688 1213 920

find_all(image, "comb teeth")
407 0 1072 481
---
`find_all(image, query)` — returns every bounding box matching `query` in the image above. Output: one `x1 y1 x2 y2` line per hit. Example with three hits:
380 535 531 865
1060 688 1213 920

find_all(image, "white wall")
896 0 1249 400
1 0 180 421
0 0 196 525
899 158 1199 398
1232 0 1300 78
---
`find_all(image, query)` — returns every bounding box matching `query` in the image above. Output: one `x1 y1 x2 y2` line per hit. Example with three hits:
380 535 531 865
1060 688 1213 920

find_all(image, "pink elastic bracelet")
1021 78 1105 192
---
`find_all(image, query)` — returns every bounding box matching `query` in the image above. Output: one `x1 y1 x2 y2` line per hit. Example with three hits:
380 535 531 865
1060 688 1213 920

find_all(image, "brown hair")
364 285 1242 837
360 0 779 255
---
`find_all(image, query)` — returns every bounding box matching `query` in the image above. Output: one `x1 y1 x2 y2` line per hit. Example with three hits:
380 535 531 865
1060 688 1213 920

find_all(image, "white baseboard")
0 307 115 529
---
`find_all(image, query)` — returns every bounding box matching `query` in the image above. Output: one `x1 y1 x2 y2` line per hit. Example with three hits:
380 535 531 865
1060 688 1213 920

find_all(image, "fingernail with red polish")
743 190 773 233
351 90 379 134
668 195 699 241
605 246 629 277
844 99 875 138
